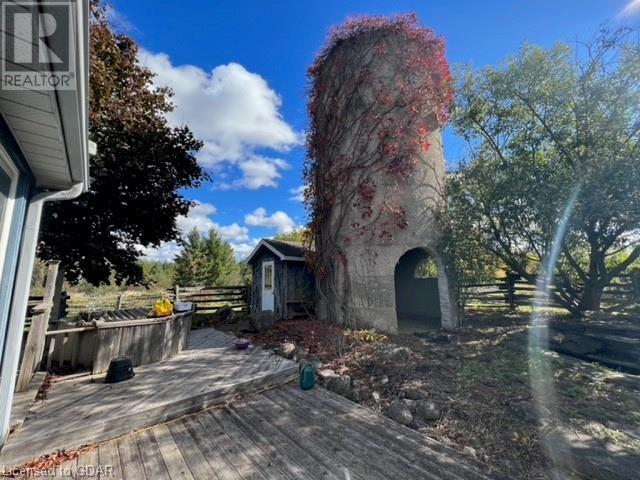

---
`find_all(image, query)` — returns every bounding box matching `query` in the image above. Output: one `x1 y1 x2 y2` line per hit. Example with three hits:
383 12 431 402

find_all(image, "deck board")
8 371 45 434
42 386 505 480
0 328 297 467
1 327 506 479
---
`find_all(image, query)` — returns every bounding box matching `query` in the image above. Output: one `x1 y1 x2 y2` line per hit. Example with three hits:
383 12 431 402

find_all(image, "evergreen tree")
174 229 209 287
141 261 176 290
174 229 238 287
204 230 237 286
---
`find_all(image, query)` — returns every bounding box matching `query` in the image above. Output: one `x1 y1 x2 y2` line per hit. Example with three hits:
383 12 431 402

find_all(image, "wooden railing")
17 262 63 391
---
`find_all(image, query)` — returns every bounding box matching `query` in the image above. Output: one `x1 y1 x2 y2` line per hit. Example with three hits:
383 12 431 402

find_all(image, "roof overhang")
0 0 90 191
245 239 306 264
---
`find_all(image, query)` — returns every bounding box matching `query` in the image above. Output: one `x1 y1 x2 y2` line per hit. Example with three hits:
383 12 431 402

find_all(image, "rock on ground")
348 387 368 402
463 446 477 459
415 400 441 421
386 401 413 426
402 387 428 400
325 375 351 397
383 346 413 363
277 342 296 359
317 368 335 381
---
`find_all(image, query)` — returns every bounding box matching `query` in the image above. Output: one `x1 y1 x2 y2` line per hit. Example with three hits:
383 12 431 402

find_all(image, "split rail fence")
462 272 640 312
41 285 250 322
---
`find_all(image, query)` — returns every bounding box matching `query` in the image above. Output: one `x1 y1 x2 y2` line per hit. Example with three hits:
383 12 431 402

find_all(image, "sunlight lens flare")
621 0 640 17
528 184 581 476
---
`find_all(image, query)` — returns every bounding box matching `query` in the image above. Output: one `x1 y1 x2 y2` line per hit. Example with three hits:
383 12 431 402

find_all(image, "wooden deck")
43 385 502 479
0 328 298 467
1 327 506 479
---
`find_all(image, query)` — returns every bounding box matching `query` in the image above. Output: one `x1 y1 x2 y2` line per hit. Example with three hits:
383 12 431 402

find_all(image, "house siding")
0 114 36 371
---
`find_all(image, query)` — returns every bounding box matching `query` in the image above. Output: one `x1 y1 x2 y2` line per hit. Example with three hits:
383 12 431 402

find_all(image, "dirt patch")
251 312 640 479
249 319 347 361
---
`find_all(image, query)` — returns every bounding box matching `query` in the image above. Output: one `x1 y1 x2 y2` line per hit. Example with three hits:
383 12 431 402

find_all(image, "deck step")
0 328 297 468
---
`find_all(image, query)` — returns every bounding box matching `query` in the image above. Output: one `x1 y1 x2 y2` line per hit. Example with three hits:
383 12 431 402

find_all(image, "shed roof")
246 238 307 264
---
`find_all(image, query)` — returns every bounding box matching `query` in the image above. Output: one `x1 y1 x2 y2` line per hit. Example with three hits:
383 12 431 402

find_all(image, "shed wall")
250 250 285 319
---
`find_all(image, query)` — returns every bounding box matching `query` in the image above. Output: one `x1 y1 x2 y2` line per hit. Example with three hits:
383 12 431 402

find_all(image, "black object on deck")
104 356 135 383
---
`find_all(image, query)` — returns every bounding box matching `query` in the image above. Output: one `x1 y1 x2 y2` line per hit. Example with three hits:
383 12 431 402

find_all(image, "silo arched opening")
395 248 442 332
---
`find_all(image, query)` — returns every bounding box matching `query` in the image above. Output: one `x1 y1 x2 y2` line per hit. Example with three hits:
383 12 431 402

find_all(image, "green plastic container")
299 363 316 390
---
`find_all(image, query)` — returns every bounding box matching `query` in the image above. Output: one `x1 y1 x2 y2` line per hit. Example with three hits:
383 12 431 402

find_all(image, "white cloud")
238 157 290 189
137 241 180 263
218 156 290 190
231 239 260 259
620 0 640 16
176 202 217 233
289 185 307 202
216 223 249 243
244 207 296 234
104 5 137 34
142 201 250 261
138 51 301 188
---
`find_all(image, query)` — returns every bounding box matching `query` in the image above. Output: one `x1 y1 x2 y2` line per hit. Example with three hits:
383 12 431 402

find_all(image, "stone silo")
306 15 459 332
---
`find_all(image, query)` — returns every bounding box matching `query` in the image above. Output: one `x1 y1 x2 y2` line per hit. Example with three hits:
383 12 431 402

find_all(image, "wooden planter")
44 309 193 374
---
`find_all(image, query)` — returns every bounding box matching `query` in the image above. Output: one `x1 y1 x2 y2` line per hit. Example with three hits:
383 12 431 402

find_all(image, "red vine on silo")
304 14 453 282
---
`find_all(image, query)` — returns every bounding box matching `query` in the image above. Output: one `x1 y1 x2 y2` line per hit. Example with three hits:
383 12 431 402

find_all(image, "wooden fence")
462 272 640 312
58 285 250 320
175 286 250 316
64 291 167 318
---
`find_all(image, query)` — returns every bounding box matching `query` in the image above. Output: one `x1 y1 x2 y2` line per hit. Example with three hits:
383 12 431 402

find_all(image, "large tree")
273 228 310 244
38 1 206 285
174 229 237 287
204 229 237 286
174 229 209 287
447 29 640 313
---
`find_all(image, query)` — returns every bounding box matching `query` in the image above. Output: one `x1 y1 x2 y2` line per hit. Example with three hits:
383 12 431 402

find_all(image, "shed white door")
261 261 275 311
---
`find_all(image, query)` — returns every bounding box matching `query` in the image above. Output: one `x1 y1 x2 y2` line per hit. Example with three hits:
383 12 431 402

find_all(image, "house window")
0 150 18 282
264 263 273 289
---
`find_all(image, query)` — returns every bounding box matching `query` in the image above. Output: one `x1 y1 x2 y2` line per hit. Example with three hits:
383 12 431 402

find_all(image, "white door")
261 261 275 311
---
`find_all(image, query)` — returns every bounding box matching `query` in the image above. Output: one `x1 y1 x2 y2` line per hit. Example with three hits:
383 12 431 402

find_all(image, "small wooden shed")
246 239 314 320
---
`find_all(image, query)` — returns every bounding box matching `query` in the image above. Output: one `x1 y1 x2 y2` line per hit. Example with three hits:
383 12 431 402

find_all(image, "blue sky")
112 0 640 260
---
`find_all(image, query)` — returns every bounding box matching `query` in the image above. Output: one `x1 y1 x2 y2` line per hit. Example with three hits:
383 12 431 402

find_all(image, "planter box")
45 309 193 374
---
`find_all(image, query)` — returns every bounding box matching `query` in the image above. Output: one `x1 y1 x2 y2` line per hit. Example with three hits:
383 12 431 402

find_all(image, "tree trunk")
580 282 604 312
